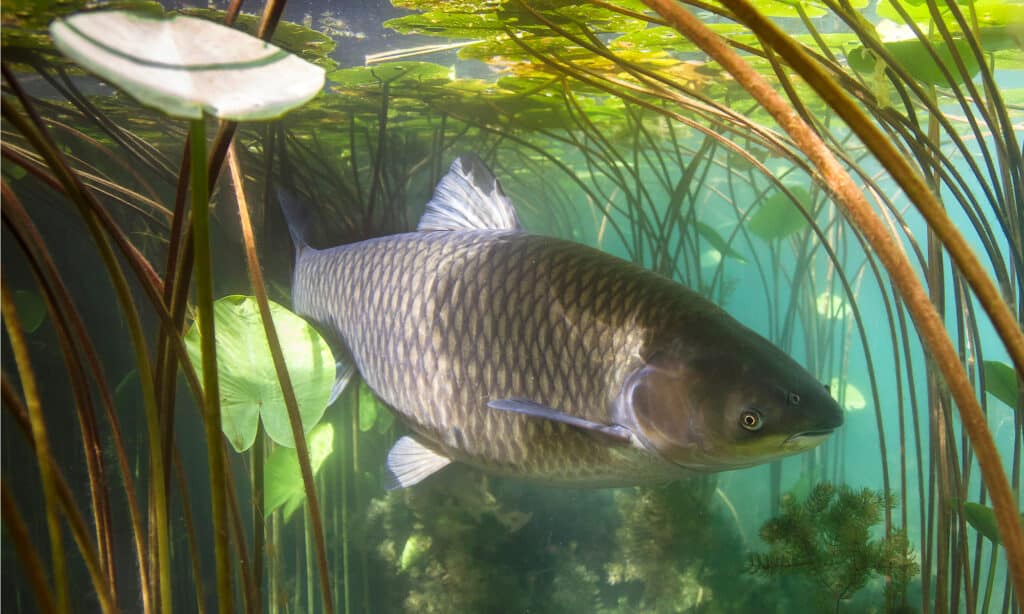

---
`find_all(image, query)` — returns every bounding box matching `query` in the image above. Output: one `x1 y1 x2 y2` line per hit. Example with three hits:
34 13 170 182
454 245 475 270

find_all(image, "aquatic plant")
3 0 1023 612
748 482 920 611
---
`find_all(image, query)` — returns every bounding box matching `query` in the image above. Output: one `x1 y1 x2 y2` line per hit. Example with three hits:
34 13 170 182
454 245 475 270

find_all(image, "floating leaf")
830 377 867 412
264 423 335 521
13 289 45 334
50 10 325 120
983 360 1019 411
816 290 853 320
328 61 450 88
747 186 810 240
847 36 979 88
177 9 338 70
184 296 335 452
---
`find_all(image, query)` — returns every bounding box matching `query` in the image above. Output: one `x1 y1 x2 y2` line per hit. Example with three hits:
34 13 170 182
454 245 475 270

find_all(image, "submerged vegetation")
748 482 919 612
2 0 1022 613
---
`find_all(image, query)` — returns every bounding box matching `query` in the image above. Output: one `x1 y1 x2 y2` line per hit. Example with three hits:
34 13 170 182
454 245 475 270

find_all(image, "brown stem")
228 143 335 613
639 0 1024 595
1 480 58 614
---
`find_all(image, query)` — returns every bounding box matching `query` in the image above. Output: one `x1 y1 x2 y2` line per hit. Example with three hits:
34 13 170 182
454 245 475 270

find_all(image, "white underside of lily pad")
50 10 325 121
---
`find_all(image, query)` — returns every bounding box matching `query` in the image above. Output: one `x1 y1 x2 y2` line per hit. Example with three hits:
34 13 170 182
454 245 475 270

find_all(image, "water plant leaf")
847 37 980 88
399 533 432 571
958 501 1024 546
963 502 1002 544
176 8 338 70
830 377 867 412
982 360 1019 411
13 289 45 334
358 380 379 432
695 222 746 263
49 9 325 121
747 186 810 240
328 62 450 88
184 295 335 452
264 423 335 522
816 290 853 320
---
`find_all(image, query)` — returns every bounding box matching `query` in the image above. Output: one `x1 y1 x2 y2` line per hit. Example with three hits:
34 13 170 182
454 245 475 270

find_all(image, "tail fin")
277 188 312 254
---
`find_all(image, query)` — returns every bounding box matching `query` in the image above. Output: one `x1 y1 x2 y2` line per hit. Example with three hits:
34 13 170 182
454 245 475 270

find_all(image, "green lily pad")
13 289 45 334
184 295 335 452
830 377 867 412
49 10 325 121
847 37 980 88
328 62 451 88
747 186 810 240
816 290 853 320
983 360 1019 411
264 423 335 522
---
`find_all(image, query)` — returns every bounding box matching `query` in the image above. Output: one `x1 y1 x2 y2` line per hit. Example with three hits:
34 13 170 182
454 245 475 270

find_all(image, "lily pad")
49 10 325 121
830 377 867 412
747 186 810 240
847 37 979 88
328 62 450 88
264 423 335 522
184 295 335 452
816 290 853 320
983 360 1019 411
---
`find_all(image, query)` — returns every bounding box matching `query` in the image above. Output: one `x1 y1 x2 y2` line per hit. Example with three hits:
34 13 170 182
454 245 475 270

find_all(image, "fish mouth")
783 428 836 448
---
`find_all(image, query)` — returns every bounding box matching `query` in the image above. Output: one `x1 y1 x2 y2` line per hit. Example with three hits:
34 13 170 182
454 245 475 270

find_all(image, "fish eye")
740 409 763 431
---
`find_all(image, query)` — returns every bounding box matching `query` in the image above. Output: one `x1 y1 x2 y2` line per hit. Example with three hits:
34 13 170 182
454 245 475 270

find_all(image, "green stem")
1 283 67 614
982 540 997 614
191 116 232 614
2 70 169 614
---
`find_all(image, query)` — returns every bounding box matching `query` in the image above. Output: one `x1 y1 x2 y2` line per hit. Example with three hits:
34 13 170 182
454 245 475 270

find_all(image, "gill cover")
619 361 703 465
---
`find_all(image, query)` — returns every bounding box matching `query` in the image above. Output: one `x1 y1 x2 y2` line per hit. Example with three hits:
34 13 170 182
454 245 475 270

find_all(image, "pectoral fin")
385 436 453 489
488 398 633 443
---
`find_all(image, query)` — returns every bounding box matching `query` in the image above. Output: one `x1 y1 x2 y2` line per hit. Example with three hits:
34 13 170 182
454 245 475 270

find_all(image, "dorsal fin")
417 154 523 232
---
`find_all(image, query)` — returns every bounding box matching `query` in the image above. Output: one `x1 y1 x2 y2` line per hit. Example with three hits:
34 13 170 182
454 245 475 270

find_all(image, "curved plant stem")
1 282 67 614
228 143 335 613
720 0 1024 374
2 381 117 614
1 479 58 614
2 182 152 613
3 70 172 613
639 0 1024 596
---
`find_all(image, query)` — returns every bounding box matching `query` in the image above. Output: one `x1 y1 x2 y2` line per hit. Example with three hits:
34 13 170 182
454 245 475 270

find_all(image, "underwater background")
1 0 1022 612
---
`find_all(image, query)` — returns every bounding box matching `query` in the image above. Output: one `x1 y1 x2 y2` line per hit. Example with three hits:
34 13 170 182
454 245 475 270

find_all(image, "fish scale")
283 154 843 488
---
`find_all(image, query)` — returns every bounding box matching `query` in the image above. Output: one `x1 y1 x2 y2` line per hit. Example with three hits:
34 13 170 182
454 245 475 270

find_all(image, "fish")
281 154 844 489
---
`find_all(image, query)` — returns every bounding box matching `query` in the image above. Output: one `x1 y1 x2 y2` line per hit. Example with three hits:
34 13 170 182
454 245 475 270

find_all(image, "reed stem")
190 116 232 614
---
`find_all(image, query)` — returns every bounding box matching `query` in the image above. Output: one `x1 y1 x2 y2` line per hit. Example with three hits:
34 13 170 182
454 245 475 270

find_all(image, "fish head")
619 329 844 471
